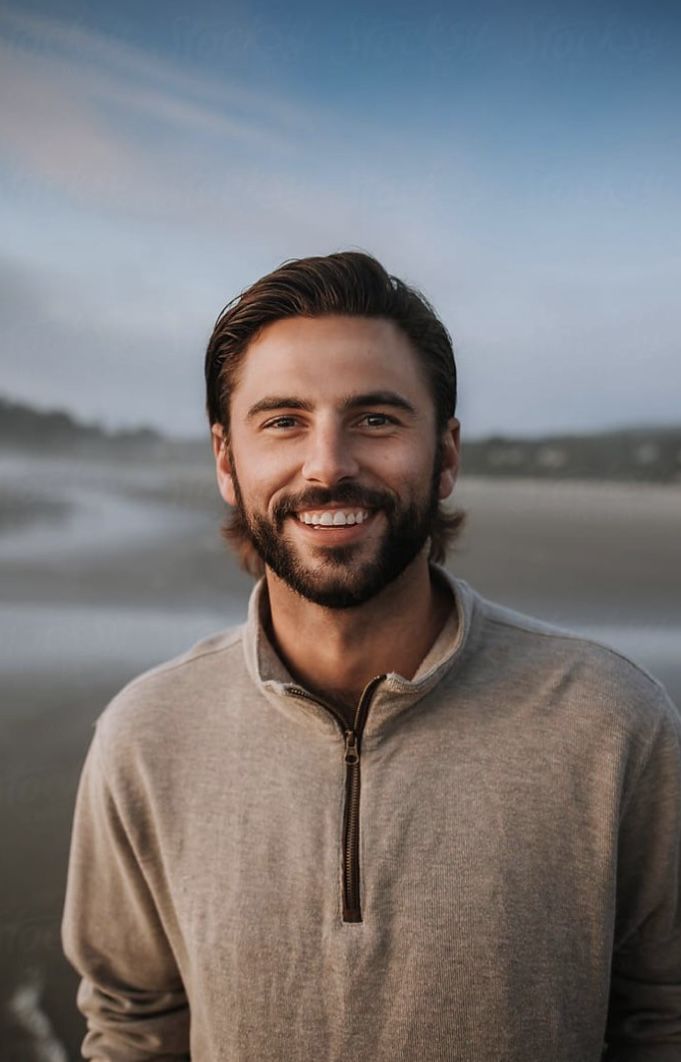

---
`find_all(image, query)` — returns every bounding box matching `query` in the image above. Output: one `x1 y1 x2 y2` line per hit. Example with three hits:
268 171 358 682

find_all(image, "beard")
229 454 441 609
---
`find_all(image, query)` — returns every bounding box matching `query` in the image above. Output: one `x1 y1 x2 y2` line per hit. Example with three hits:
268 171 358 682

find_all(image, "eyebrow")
343 391 416 415
246 391 417 419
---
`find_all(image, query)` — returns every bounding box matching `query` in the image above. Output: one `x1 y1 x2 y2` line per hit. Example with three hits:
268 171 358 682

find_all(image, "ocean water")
0 602 241 674
0 603 678 705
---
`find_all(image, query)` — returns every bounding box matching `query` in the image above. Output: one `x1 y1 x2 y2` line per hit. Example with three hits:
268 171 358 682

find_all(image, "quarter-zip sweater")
62 572 681 1061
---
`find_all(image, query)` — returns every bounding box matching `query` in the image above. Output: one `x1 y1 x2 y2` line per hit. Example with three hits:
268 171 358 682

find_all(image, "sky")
2 0 680 439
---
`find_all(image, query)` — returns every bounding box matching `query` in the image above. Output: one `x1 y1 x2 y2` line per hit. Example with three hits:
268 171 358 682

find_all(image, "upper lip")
295 505 370 512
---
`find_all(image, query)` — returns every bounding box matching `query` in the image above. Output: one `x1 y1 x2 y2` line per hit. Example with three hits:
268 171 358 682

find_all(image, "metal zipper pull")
344 730 359 766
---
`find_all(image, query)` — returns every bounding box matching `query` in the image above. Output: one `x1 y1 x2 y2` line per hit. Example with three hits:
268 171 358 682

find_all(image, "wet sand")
454 477 681 627
1 457 680 1057
1 670 128 1059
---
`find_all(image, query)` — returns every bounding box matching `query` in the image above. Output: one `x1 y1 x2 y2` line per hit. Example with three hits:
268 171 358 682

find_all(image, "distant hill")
0 396 168 457
2 396 680 482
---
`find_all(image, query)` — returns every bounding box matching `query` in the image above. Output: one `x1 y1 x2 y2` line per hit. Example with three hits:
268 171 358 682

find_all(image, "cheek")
377 445 436 487
232 457 294 512
228 434 269 492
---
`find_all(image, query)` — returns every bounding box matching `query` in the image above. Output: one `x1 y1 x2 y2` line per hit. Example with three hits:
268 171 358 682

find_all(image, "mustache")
273 484 396 526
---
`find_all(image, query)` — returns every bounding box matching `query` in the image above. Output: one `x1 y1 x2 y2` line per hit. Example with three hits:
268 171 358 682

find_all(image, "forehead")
231 315 433 410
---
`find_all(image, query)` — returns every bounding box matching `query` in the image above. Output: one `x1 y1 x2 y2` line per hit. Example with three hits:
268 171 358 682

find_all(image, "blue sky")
2 0 680 438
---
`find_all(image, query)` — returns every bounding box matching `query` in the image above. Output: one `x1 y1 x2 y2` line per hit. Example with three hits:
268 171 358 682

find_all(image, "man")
63 252 681 1060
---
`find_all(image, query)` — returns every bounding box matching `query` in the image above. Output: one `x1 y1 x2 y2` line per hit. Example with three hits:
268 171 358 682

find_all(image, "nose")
301 422 359 486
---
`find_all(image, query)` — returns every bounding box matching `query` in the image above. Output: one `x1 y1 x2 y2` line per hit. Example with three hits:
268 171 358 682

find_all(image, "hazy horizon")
4 390 681 446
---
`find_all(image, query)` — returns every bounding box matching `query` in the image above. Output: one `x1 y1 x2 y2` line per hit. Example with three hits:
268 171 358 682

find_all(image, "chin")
274 552 417 610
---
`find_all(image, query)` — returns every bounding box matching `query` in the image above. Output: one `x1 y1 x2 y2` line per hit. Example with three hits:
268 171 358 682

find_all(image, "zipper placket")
286 674 386 924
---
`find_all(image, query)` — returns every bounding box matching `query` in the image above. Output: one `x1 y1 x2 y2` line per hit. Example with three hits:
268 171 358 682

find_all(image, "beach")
1 450 680 1057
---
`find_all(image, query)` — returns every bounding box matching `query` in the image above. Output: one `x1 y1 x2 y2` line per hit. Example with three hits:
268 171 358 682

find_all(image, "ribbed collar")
241 565 480 740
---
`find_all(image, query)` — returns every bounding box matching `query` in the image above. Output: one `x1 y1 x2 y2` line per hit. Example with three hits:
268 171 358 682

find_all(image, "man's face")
213 315 459 608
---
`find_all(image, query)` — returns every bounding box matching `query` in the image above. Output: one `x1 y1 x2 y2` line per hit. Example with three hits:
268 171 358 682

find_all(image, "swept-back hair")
205 251 464 575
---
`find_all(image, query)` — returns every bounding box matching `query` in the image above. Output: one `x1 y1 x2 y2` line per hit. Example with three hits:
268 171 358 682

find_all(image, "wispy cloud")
0 7 310 128
0 8 314 208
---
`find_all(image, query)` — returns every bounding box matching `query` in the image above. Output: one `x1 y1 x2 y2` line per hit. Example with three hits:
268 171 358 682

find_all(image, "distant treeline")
0 396 163 455
2 395 681 482
462 430 681 483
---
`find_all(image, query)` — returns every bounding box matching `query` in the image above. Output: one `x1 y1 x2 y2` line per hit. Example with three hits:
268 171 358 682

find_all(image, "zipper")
342 730 362 921
286 674 386 924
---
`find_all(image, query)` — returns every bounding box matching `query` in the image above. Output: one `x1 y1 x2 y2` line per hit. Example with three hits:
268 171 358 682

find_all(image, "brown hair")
205 251 464 574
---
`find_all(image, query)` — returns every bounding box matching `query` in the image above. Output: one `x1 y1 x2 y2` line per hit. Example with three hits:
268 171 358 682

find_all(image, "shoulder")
469 589 680 745
94 623 248 762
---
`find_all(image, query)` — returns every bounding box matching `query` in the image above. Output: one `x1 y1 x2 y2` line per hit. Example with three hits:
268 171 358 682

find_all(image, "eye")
263 415 299 430
359 412 398 428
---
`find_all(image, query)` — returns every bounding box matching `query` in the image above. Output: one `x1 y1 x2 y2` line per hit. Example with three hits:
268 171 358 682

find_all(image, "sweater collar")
241 565 479 737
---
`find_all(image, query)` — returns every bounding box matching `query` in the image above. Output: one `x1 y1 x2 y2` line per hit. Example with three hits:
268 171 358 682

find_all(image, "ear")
211 424 237 507
437 418 460 500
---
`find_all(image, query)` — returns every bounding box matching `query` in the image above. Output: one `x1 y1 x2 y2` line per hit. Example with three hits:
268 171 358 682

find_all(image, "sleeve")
603 690 681 1061
61 726 191 1060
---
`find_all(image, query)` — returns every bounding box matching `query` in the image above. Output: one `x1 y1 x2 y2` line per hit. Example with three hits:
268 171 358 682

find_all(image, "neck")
263 554 454 712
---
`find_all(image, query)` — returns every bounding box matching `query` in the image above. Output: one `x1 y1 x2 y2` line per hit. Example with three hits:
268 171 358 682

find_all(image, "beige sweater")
62 572 681 1060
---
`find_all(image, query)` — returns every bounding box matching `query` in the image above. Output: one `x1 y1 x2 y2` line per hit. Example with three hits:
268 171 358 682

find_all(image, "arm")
604 690 681 1060
62 728 190 1060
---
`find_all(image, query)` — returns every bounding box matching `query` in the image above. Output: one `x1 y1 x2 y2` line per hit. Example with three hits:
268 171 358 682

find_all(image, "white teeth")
298 509 369 527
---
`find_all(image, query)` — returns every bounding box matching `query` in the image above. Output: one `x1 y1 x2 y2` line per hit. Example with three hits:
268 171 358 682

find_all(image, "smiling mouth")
296 508 371 528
